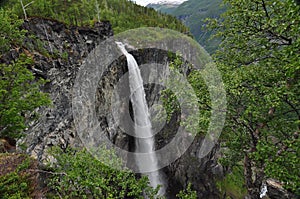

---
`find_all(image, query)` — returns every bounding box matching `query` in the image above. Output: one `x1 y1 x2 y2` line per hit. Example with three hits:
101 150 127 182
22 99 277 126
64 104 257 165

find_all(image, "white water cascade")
116 42 166 196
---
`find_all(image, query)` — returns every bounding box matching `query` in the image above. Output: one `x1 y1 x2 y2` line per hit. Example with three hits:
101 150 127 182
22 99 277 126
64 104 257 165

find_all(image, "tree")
0 9 26 54
0 55 50 139
208 0 300 197
0 9 50 139
2 0 189 34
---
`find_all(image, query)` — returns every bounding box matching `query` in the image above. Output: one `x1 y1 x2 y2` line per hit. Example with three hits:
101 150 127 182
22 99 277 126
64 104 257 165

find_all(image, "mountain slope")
148 0 225 53
172 0 225 53
1 0 188 34
146 0 187 14
147 2 179 14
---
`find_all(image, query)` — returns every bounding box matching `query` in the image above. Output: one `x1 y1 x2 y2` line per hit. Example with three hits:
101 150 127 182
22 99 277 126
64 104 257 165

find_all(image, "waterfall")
116 42 165 196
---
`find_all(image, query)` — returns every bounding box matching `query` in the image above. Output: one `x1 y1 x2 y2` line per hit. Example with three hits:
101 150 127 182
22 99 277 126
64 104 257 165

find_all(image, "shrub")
47 147 159 199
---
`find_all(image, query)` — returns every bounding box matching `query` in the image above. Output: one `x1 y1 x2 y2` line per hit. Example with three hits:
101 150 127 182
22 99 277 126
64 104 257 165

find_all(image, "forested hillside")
0 0 189 34
147 2 180 14
148 0 225 53
172 0 224 53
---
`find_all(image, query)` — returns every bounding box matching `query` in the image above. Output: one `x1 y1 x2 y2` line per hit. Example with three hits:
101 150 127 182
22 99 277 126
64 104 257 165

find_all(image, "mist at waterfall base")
116 42 166 196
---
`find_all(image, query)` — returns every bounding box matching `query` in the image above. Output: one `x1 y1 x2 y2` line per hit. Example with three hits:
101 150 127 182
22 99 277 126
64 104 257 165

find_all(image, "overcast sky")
132 0 187 6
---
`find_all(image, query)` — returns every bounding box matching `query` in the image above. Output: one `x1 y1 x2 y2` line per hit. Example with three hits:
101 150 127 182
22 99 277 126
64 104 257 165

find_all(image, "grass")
217 165 248 198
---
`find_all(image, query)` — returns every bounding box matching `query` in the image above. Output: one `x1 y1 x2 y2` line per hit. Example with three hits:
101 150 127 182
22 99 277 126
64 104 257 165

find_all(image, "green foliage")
161 54 216 135
207 0 300 196
3 0 188 34
176 183 197 199
0 9 50 139
217 165 247 199
47 147 160 199
0 154 32 199
254 138 300 194
0 54 51 139
160 56 182 122
0 9 26 55
147 3 179 14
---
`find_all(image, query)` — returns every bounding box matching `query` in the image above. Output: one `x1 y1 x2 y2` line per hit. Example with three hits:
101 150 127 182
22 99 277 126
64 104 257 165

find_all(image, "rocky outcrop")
164 138 222 198
91 47 223 198
0 138 16 153
13 17 222 198
19 17 113 161
265 179 297 199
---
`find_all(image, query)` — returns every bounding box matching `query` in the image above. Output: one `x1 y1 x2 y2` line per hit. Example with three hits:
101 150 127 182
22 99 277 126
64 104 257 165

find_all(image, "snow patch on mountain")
132 0 187 7
155 0 188 5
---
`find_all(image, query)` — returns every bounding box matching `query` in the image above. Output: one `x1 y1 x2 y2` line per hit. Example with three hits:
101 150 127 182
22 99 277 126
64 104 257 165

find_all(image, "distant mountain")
156 0 187 4
147 1 183 14
173 0 225 53
148 0 225 53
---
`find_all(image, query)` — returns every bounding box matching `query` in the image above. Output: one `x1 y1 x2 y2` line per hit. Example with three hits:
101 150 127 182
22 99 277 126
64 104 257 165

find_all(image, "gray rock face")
266 179 297 199
162 137 222 198
16 18 222 198
95 49 172 152
19 17 113 161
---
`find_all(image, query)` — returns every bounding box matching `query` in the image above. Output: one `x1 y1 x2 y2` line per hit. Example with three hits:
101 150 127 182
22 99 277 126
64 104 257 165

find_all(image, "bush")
176 183 197 199
0 154 36 199
47 147 159 199
0 54 50 139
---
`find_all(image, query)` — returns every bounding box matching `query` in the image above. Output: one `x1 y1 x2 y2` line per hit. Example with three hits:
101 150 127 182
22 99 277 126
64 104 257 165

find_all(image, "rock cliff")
18 17 113 161
13 17 221 198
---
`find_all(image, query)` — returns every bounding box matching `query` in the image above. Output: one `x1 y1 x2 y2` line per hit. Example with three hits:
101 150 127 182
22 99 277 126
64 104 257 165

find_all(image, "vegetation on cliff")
0 9 50 139
163 0 299 197
47 147 160 199
0 153 42 198
208 0 300 197
0 0 299 198
0 1 195 198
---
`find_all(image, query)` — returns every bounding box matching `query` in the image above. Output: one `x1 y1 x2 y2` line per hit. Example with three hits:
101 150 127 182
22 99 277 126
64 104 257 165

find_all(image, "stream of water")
116 42 166 196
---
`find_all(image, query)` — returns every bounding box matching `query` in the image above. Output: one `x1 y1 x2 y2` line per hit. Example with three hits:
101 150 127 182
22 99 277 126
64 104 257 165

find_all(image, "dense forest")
0 0 189 34
0 0 299 198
